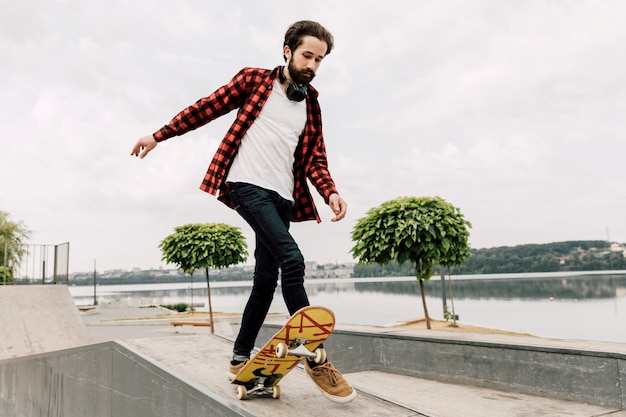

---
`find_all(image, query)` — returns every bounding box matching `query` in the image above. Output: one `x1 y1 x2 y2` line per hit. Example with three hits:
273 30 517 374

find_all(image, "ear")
283 45 292 61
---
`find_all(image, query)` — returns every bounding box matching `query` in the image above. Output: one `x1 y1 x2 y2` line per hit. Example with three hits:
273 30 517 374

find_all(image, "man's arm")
307 137 348 222
153 69 249 142
130 67 254 158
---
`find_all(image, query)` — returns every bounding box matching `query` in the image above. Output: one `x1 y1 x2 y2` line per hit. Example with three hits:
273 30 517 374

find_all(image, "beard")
288 60 315 85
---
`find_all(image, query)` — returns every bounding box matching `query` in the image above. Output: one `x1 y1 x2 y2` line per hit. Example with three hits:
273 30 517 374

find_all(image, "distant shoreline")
61 268 626 287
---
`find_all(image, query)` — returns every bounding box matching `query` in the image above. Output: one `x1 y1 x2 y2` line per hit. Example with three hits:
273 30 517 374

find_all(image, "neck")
280 66 293 84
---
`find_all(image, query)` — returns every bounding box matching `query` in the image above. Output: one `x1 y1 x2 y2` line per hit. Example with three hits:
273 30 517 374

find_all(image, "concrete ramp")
125 335 418 417
0 334 423 417
0 285 92 360
0 339 255 417
2 321 624 416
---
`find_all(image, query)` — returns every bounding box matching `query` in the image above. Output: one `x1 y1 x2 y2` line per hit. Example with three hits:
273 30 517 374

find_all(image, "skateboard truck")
275 339 327 364
236 341 327 400
236 380 281 400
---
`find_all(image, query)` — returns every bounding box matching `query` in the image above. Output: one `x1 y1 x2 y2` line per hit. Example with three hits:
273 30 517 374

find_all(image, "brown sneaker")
227 360 248 380
304 361 357 403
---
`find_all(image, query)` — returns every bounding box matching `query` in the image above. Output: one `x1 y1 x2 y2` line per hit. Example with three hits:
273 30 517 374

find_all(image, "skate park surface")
1 285 625 417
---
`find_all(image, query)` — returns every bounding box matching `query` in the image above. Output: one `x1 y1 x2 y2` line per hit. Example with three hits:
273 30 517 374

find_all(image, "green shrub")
0 266 12 284
161 303 189 313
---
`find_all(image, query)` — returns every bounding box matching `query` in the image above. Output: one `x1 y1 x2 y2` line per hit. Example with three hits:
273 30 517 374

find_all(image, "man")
130 20 355 403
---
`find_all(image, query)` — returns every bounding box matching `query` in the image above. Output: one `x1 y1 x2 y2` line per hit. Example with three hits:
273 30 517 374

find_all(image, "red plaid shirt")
153 66 338 222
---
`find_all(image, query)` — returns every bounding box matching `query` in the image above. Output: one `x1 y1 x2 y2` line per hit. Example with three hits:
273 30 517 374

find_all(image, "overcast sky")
2 0 625 273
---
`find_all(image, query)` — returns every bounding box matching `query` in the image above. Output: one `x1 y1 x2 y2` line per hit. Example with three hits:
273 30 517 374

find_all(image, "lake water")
69 271 626 344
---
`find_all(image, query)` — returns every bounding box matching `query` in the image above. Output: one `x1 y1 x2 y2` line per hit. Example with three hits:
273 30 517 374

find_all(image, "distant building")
306 263 355 279
610 242 626 256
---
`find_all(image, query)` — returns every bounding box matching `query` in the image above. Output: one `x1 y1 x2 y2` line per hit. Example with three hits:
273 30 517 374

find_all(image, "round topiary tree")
351 196 471 329
159 223 248 332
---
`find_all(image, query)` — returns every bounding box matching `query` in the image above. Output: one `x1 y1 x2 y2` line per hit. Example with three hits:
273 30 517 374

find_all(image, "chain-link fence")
2 242 70 285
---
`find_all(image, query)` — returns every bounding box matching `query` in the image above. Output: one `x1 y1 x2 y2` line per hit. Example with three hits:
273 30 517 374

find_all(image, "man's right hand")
130 135 157 159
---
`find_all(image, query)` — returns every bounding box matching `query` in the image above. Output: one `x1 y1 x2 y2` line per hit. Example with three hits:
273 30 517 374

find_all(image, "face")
284 35 328 85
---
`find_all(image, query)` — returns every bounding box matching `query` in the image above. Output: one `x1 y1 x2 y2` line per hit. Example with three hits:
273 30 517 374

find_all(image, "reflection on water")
356 273 626 300
70 272 626 344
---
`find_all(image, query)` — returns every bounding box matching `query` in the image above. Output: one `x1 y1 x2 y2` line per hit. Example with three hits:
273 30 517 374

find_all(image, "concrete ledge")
171 321 212 327
258 324 626 409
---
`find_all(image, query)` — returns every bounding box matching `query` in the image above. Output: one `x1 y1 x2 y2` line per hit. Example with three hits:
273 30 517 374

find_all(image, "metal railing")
2 242 70 285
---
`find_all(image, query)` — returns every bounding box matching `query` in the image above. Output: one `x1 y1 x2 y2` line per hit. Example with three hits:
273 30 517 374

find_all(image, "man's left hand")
329 193 347 222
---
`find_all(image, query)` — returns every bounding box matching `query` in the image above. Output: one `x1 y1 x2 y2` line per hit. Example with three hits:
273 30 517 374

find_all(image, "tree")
1 210 31 285
351 196 471 329
159 223 248 332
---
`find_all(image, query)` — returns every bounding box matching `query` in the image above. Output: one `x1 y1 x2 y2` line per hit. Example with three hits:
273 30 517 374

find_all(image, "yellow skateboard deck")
232 305 335 400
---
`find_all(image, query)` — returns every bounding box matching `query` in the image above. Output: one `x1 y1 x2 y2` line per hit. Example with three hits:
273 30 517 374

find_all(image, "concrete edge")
257 323 626 409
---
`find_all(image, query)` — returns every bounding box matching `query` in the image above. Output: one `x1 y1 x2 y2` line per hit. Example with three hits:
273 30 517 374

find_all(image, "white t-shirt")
226 80 306 203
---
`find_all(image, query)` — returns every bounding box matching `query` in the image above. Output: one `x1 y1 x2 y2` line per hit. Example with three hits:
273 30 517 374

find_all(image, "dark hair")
283 20 334 61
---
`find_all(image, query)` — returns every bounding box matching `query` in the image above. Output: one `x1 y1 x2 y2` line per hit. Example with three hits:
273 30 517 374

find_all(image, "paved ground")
80 303 236 341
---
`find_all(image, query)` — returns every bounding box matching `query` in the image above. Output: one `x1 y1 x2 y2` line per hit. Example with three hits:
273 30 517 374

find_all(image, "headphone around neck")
278 67 307 102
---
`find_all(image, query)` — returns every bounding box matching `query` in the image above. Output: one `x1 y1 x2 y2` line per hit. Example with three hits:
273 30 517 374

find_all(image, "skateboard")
231 305 335 400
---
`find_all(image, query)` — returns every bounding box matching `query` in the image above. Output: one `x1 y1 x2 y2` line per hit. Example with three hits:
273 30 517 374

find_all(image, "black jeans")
228 182 310 358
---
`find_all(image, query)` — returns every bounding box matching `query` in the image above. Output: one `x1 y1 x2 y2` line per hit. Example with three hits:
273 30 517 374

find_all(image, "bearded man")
131 20 355 403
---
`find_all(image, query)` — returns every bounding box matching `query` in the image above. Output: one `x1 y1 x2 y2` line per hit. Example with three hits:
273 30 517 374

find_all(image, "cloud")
3 0 626 272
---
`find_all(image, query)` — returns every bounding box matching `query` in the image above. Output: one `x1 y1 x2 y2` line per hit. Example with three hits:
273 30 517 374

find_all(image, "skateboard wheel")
314 348 327 364
272 385 281 399
236 386 247 400
275 342 288 359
